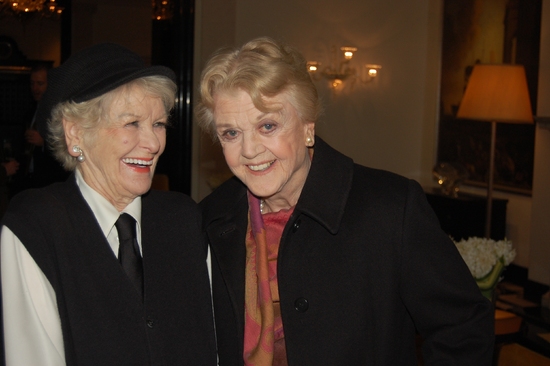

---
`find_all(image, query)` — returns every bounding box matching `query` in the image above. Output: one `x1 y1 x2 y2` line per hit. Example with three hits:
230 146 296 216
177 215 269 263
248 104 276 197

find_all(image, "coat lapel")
202 178 249 333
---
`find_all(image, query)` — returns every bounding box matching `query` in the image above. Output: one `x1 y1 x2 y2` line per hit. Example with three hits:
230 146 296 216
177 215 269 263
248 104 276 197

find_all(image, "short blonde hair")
48 75 176 171
195 37 322 138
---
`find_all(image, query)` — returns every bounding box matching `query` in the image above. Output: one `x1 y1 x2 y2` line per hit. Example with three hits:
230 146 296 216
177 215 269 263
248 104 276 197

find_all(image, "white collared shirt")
1 170 142 366
76 169 143 256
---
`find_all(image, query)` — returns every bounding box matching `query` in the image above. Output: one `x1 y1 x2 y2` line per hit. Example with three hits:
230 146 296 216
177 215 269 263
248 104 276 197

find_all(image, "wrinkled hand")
25 129 44 147
2 159 19 176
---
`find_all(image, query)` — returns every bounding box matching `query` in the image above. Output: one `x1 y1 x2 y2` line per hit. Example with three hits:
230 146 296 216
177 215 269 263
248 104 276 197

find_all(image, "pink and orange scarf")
243 192 293 366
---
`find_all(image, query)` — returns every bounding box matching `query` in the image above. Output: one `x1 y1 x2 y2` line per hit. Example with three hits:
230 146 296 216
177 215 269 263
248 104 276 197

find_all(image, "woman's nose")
241 133 263 158
140 126 162 153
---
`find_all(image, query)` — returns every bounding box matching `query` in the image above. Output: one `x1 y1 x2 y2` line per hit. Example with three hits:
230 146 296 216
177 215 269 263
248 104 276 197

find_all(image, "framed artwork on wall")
437 0 541 195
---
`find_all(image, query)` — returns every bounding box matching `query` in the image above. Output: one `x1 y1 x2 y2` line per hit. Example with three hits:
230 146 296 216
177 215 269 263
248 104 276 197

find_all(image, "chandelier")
0 0 63 18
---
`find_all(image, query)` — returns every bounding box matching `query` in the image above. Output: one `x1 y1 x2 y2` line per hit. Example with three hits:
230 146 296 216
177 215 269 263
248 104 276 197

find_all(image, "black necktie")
115 213 143 300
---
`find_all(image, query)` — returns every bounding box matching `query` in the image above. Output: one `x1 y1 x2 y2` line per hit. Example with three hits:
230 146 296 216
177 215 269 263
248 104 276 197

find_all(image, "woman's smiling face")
213 89 314 207
67 84 168 210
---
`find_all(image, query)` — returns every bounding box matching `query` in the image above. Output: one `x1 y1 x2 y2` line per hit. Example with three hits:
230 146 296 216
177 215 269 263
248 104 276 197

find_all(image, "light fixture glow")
152 0 173 20
308 46 381 90
1 0 63 18
341 47 357 60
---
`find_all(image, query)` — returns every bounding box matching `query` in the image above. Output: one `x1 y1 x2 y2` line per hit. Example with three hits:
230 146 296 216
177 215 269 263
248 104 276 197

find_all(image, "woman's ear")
63 119 81 157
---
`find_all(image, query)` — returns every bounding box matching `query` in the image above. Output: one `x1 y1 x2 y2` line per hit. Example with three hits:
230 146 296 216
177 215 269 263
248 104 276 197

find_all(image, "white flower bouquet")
454 237 516 300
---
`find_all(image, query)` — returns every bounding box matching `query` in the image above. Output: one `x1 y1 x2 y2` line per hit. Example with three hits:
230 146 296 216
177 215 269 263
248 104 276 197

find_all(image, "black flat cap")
35 43 176 137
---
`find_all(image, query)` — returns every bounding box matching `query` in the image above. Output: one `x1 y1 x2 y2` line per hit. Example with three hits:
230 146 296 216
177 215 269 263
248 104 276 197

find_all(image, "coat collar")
201 136 354 235
295 136 354 234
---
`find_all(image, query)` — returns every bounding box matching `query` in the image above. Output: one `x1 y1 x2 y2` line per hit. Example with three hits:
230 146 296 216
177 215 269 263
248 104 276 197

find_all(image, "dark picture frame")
437 0 541 195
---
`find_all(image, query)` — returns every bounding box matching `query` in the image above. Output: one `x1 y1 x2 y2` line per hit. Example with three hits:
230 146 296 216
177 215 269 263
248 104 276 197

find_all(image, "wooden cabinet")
425 189 508 240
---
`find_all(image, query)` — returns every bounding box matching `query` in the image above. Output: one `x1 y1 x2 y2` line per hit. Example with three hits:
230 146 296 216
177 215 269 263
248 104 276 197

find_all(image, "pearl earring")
306 137 313 146
72 145 85 162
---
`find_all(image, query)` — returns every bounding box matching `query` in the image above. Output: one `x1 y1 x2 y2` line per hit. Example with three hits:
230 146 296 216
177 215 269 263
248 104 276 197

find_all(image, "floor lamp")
456 64 533 239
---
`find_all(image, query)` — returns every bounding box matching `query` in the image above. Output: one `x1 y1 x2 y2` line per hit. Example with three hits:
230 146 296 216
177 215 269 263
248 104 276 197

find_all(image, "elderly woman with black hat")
196 37 494 365
1 43 216 365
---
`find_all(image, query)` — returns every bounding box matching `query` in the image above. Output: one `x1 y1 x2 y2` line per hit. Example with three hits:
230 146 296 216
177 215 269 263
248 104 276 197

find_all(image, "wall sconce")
307 46 381 89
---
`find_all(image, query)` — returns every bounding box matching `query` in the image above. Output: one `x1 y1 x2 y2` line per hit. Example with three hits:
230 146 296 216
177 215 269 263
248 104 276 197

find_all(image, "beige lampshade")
457 64 534 124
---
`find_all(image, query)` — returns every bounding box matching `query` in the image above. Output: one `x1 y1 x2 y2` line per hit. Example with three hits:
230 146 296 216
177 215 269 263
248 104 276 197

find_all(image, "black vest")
2 175 217 365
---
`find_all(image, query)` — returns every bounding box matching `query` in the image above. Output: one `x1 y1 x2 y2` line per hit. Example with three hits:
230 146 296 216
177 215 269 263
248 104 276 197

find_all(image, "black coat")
201 137 494 365
2 174 217 365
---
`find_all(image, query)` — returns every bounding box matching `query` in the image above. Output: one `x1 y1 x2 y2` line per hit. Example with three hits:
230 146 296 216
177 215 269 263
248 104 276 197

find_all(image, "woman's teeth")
248 161 273 171
123 158 153 166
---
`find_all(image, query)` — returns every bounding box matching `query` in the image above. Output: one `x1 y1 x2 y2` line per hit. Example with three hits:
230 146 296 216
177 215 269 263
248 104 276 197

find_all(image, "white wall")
192 0 238 200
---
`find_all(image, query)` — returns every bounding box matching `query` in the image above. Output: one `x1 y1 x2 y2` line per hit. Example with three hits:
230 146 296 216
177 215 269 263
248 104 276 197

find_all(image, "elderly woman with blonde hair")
197 37 494 366
1 43 216 366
